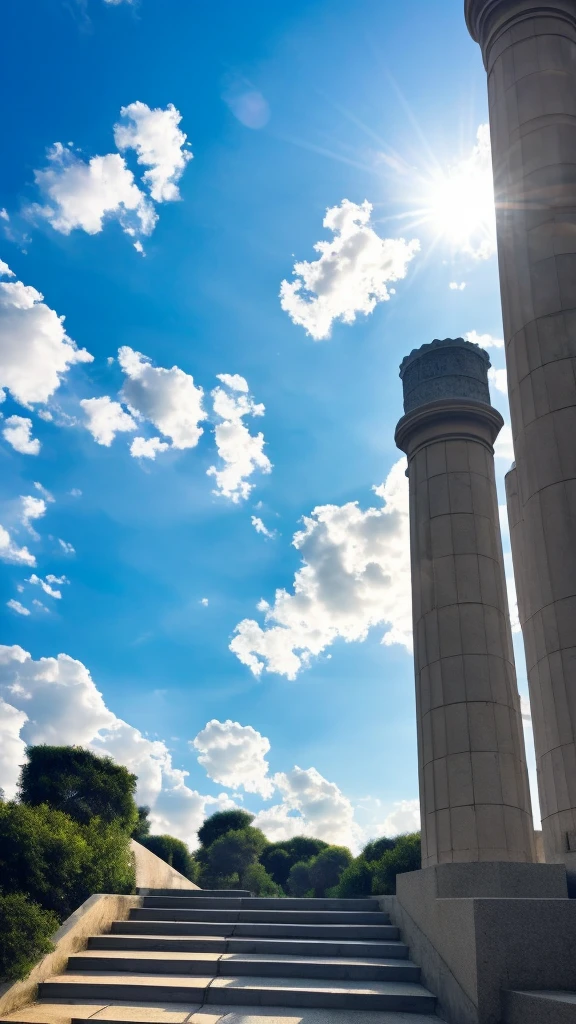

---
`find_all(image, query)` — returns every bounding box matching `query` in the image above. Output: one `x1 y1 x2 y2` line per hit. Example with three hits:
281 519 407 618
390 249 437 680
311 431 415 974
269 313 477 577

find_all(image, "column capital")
465 0 576 61
395 397 504 459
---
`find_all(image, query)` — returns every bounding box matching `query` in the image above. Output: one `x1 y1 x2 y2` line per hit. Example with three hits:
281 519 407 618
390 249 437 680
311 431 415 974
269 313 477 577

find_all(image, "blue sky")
0 0 536 850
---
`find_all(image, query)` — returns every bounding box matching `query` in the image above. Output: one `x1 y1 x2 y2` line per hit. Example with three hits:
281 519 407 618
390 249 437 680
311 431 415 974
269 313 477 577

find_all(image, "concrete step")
136 905 388 925
39 973 436 1012
68 950 421 982
114 919 399 940
139 896 381 911
0 997 442 1023
90 932 410 959
138 889 251 897
504 989 576 1023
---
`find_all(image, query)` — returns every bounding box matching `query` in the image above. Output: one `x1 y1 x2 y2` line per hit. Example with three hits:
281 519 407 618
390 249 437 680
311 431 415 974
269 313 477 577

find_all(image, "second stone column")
395 338 535 867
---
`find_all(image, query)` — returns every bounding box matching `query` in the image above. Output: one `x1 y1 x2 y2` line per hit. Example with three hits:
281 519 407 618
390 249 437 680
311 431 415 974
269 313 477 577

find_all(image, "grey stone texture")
466 0 576 872
396 340 535 867
400 338 491 412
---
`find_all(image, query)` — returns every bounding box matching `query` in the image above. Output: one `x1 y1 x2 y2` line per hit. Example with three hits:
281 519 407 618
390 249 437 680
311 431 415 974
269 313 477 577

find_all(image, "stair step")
114 920 399 940
90 932 409 959
68 950 420 982
136 906 388 925
40 973 436 1012
138 889 251 898
140 896 381 911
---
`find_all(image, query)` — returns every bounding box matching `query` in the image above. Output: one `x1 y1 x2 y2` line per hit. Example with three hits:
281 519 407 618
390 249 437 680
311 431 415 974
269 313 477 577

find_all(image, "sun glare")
425 126 496 258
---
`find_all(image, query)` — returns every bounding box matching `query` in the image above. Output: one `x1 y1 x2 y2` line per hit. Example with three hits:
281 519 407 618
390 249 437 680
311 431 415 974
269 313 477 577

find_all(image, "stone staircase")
2 889 439 1023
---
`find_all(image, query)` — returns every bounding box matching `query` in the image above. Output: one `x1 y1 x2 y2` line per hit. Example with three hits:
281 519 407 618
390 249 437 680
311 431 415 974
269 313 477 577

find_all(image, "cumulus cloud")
27 573 69 600
521 693 532 726
230 458 411 679
34 482 54 502
130 436 170 459
34 144 157 239
251 515 275 538
207 377 271 502
380 798 420 837
192 719 274 798
2 415 40 455
0 644 232 847
114 102 193 203
80 396 137 446
0 262 93 408
449 281 466 291
267 766 363 850
280 199 419 340
0 526 36 566
7 599 30 616
20 495 47 536
488 366 508 395
495 422 514 462
465 329 504 349
119 346 206 452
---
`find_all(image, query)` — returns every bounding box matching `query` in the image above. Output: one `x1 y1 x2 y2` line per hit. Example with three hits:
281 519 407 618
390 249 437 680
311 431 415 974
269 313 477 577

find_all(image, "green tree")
336 859 374 898
19 746 138 832
242 862 283 897
260 836 328 886
0 892 58 983
206 826 268 882
286 860 313 897
308 845 353 897
132 805 151 842
372 833 421 895
362 836 396 862
142 834 198 882
260 847 292 887
197 809 255 850
0 801 134 920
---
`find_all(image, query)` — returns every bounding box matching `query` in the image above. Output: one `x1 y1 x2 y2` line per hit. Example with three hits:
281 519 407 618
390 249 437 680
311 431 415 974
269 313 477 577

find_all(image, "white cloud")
34 143 157 239
0 699 28 799
192 719 275 798
465 329 504 349
267 766 363 850
7 599 30 616
58 538 75 555
0 526 36 566
0 262 93 408
69 488 82 497
0 210 9 223
80 396 137 446
0 644 231 848
208 379 271 502
280 199 419 340
521 694 532 726
130 436 170 459
27 573 69 600
216 373 249 393
20 495 46 536
449 281 466 291
200 597 209 606
114 102 193 203
380 798 420 837
119 346 206 451
495 422 514 462
2 415 40 455
489 366 508 394
231 458 411 679
251 515 275 538
34 482 54 502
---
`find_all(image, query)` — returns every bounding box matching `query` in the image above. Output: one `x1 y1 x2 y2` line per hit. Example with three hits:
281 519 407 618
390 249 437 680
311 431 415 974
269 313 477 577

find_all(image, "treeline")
0 744 421 984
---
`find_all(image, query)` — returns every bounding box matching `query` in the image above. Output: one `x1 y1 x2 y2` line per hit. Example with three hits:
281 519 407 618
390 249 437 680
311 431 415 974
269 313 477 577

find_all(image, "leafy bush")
308 846 353 897
336 859 374 898
286 860 313 897
0 892 58 983
362 836 396 862
0 802 134 921
132 805 152 842
197 810 255 850
260 837 328 886
141 834 198 882
19 746 138 833
206 827 268 879
243 862 283 897
259 847 292 887
372 833 421 894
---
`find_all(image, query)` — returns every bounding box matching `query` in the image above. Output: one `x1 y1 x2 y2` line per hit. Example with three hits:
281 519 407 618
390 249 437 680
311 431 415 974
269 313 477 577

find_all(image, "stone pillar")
466 0 576 870
395 338 535 866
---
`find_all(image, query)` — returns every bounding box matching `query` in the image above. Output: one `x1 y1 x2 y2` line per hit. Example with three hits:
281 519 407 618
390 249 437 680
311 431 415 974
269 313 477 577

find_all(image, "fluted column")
396 339 535 867
466 0 576 870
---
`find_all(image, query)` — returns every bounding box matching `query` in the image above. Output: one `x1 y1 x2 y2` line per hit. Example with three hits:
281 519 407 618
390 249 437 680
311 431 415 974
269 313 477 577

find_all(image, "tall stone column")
466 0 576 870
395 338 535 867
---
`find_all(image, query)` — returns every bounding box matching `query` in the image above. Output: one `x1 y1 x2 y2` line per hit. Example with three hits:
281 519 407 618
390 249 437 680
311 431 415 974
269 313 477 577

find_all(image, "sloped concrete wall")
131 839 199 890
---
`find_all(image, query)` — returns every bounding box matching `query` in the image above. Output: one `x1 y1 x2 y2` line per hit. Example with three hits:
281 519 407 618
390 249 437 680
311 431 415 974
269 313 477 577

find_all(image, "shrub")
141 835 198 882
132 806 151 842
259 847 292 887
372 833 421 895
286 861 313 897
242 862 283 897
19 746 138 833
206 827 268 880
336 859 374 898
260 837 328 886
362 836 396 862
308 846 353 897
197 810 255 849
0 801 134 921
0 892 58 983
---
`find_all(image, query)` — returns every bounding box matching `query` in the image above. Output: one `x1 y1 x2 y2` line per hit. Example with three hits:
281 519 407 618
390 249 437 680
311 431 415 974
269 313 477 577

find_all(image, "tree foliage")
141 834 198 882
362 836 396 862
19 746 138 832
372 833 421 894
197 809 255 850
206 826 268 880
0 892 58 983
286 860 313 897
132 805 152 842
308 845 353 896
336 858 374 898
260 837 328 886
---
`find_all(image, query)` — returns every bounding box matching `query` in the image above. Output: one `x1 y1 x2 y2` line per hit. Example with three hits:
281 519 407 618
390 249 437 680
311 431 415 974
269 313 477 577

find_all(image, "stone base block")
379 863 576 1024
